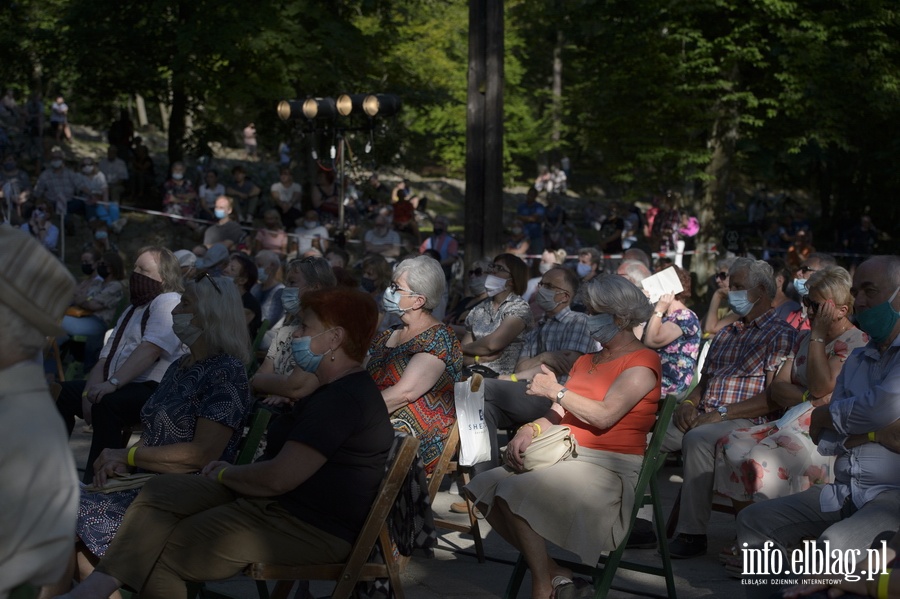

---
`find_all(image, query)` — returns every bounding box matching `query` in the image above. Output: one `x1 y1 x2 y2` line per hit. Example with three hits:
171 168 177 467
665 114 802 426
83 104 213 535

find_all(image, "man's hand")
674 402 699 433
873 419 900 453
504 429 534 473
87 380 117 404
808 405 833 444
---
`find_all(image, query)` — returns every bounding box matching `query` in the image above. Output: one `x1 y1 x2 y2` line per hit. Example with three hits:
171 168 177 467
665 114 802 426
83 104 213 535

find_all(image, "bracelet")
517 422 542 438
801 390 810 402
683 399 695 407
217 467 228 483
127 446 138 467
811 337 825 344
510 373 519 382
474 355 480 363
654 311 665 319
878 569 892 599
869 431 878 442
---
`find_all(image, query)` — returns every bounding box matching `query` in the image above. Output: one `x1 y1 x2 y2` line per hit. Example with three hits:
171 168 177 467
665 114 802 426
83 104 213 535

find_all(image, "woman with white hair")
466 274 662 599
366 255 463 473
46 274 254 594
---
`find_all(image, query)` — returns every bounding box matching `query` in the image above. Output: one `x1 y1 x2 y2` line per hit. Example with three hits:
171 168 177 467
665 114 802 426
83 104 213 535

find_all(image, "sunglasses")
716 272 728 280
468 267 484 277
799 265 817 274
194 271 222 295
801 296 821 314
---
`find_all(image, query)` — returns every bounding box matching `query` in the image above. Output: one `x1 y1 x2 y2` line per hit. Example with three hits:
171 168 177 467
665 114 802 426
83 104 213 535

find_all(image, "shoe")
668 533 708 559
111 217 128 233
551 576 592 599
450 501 470 514
448 480 460 495
625 518 657 549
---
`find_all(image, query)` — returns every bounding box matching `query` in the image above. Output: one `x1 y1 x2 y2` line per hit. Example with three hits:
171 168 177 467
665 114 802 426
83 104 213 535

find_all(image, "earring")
330 349 336 361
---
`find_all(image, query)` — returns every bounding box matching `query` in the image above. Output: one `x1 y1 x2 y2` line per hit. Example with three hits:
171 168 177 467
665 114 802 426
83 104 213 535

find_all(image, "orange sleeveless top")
560 348 661 455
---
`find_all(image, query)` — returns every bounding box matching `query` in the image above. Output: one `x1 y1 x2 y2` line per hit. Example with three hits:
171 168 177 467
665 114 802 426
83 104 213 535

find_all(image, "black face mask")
360 277 377 293
97 264 110 279
433 228 445 236
81 263 95 276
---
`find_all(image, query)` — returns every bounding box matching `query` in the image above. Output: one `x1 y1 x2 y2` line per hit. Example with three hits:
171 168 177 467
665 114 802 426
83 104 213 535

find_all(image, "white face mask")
304 220 318 229
172 312 203 346
172 172 184 181
539 262 554 274
484 274 508 297
82 165 93 175
50 159 63 169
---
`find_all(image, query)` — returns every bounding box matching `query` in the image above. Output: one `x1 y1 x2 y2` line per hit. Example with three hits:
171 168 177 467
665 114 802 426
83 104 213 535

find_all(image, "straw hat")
0 226 76 336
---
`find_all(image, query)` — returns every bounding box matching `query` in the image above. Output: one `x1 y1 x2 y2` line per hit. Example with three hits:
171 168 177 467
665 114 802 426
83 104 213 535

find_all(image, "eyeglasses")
799 265 817 274
194 271 222 295
801 296 821 314
388 282 418 295
537 281 568 295
489 263 511 275
716 272 728 280
468 267 484 277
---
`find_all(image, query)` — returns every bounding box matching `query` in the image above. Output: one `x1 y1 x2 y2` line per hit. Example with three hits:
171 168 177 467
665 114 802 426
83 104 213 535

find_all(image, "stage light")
277 100 304 121
301 97 337 120
336 94 367 116
362 94 401 118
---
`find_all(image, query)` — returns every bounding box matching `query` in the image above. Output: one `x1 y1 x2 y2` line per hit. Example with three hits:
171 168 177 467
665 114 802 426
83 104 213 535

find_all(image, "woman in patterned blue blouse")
45 274 254 595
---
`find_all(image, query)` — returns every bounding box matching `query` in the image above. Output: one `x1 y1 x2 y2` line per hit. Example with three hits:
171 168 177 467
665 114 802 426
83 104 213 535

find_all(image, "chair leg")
461 470 486 563
652 477 678 598
665 487 682 539
502 554 528 599
380 527 405 599
269 581 292 599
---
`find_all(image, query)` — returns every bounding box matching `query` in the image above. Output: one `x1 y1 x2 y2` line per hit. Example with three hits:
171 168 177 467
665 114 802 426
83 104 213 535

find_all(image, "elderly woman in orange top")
466 275 661 599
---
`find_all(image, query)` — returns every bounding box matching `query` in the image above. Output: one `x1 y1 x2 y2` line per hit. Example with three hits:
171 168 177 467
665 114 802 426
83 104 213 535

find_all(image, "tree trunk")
167 78 187 164
550 23 563 146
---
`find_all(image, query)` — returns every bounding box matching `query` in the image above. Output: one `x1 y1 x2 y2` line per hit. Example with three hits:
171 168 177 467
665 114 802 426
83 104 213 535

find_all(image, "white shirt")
198 183 225 210
98 157 129 185
294 224 330 253
270 182 302 207
98 292 186 383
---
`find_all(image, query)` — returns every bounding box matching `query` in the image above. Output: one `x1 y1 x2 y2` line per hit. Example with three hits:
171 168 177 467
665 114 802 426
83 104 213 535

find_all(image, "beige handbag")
503 425 578 471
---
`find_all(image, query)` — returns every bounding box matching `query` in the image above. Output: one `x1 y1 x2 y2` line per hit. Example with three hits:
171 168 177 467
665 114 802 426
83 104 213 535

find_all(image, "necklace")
588 339 641 374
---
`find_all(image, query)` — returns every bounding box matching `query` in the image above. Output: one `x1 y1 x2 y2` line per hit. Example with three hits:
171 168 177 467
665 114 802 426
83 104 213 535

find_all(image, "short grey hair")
394 255 445 311
716 256 737 272
287 256 336 290
618 260 651 286
255 250 281 272
864 255 900 288
730 257 776 300
0 303 46 358
581 274 653 329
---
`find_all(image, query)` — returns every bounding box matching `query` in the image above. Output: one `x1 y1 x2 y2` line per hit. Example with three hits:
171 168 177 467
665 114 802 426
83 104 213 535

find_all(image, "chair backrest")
251 319 271 354
235 406 272 465
329 433 420 596
630 394 679 509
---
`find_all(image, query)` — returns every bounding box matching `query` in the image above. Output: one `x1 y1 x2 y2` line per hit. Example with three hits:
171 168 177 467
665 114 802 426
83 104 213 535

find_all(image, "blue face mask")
290 329 333 373
586 312 620 345
728 290 758 316
214 208 227 220
281 286 301 315
382 286 412 315
856 287 900 345
793 278 809 297
257 267 268 284
576 263 593 278
94 230 108 240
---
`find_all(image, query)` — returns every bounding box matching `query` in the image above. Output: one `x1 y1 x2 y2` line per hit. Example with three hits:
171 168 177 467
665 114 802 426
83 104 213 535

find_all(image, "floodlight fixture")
336 94 367 116
362 94 401 118
277 100 304 121
302 97 337 120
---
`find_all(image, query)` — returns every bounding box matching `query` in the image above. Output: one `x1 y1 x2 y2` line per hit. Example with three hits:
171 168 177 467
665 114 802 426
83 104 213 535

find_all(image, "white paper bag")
455 373 491 466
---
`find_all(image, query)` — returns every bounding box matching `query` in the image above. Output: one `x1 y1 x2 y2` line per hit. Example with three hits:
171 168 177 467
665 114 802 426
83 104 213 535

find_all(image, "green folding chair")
503 393 680 599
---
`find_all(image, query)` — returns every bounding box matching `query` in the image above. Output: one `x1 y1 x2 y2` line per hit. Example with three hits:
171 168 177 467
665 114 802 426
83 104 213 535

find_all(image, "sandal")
718 540 739 565
551 576 593 599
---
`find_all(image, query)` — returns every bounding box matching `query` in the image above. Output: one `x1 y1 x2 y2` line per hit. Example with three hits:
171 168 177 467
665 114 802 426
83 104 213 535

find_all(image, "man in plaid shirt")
663 258 798 558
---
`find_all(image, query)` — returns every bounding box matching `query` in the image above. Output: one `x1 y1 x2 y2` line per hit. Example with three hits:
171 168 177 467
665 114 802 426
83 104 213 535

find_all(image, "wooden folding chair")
503 394 680 599
431 423 486 563
245 434 420 599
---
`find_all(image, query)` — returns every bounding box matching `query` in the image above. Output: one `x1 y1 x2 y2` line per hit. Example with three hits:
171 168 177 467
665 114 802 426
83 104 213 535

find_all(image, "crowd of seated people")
6 131 896 598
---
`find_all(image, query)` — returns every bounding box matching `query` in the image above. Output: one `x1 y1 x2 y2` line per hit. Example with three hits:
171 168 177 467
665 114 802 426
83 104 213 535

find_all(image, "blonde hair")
807 266 853 309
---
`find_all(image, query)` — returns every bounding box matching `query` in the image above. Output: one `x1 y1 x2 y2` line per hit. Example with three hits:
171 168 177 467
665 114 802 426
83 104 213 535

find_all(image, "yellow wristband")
217 467 228 483
82 391 88 399
517 422 542 438
474 355 480 363
127 446 138 467
801 390 810 402
878 569 892 599
869 431 878 443
510 373 519 382
683 399 695 407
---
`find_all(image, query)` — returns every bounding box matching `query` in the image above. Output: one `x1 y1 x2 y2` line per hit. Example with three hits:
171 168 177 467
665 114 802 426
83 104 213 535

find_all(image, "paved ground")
69 426 748 598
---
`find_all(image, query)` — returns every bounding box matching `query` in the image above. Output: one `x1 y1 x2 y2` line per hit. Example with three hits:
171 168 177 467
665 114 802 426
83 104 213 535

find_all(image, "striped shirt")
699 309 798 424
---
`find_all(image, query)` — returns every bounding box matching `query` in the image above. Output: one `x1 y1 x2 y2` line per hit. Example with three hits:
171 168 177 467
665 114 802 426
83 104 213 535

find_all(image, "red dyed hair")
302 288 378 361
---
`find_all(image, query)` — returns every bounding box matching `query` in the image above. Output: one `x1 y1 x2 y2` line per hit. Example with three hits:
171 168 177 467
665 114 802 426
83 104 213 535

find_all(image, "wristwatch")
654 311 665 319
555 387 568 405
108 377 121 388
717 405 728 420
